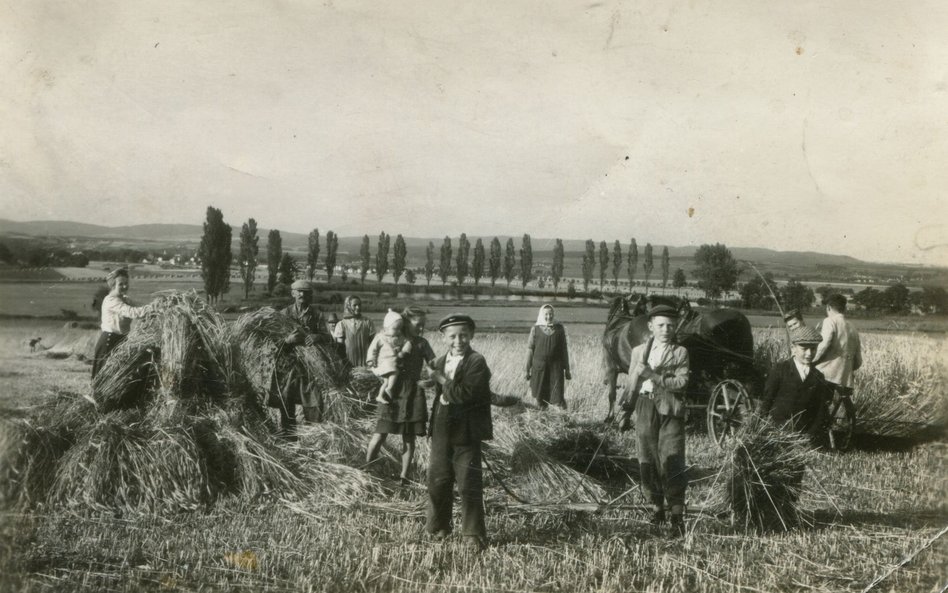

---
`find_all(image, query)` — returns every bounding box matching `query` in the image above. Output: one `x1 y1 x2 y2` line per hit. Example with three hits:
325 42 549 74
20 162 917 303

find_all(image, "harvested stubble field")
0 316 946 593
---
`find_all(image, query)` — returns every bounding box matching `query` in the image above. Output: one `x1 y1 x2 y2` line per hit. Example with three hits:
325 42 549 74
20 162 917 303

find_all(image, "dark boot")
669 514 685 538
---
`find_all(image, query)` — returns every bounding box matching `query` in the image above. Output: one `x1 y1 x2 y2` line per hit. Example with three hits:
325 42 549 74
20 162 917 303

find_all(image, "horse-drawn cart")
602 296 856 449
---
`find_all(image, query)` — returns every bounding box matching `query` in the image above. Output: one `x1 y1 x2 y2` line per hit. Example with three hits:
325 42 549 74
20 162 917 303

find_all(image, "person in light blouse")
91 268 153 379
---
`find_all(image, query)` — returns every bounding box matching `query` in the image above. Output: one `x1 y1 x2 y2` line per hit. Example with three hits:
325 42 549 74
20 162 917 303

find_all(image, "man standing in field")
813 294 862 403
424 314 493 553
269 280 333 435
624 304 690 537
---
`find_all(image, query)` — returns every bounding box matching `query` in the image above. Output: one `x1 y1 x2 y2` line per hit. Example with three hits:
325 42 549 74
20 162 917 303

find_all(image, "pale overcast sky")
2 1 946 265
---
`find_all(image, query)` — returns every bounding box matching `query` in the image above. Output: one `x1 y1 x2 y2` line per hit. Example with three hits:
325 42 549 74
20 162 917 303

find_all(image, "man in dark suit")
424 314 493 552
760 326 834 440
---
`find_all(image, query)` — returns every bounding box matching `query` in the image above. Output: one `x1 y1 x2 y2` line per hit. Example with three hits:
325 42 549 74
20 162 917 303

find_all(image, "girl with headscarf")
525 304 571 409
92 268 153 379
333 296 376 367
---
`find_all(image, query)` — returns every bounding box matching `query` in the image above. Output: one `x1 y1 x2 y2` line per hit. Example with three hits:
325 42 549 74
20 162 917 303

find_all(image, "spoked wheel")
707 379 750 447
826 395 856 452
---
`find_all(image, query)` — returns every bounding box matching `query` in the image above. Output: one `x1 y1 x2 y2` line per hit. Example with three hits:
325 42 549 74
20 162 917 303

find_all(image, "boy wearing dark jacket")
424 314 493 553
760 326 833 440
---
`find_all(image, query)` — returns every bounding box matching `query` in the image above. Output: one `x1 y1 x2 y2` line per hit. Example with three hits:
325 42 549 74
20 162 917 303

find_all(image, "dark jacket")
429 350 493 443
761 359 832 435
281 303 332 344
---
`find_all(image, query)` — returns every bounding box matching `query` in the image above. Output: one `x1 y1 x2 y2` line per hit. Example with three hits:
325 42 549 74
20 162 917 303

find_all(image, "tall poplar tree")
488 237 502 288
238 218 258 299
503 238 516 288
472 238 485 288
519 234 533 289
551 238 564 294
581 239 595 293
324 231 338 283
266 229 282 293
643 243 654 291
359 235 371 285
661 246 670 292
598 240 609 291
375 231 391 285
306 228 320 281
424 241 435 287
439 236 452 288
392 234 407 287
612 240 622 289
456 233 471 286
627 238 638 289
199 206 232 303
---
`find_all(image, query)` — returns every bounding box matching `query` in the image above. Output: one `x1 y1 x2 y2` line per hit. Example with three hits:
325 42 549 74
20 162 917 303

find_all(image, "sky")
1 0 946 265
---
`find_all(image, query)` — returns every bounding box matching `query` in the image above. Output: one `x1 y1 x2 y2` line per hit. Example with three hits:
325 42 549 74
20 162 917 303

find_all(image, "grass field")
0 319 945 592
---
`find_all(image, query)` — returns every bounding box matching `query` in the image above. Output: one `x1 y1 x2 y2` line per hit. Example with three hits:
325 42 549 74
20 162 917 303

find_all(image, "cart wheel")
707 379 750 447
826 395 856 452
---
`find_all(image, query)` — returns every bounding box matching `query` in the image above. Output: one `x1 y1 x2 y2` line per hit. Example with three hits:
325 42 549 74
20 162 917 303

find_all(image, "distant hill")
0 218 889 269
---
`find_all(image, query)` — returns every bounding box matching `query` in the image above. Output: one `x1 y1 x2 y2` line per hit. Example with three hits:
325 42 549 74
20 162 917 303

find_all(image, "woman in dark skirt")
91 268 153 379
525 304 571 409
365 305 435 483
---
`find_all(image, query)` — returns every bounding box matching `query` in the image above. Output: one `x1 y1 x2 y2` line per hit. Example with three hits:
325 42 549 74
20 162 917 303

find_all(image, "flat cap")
290 280 312 291
438 313 476 331
647 304 679 319
790 326 822 345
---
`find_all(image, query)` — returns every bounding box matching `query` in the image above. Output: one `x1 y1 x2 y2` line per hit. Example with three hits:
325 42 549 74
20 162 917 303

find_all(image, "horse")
601 295 757 422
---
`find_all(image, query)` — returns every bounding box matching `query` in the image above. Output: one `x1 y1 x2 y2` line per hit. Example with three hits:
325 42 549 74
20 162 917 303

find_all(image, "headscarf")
343 296 362 319
535 304 555 326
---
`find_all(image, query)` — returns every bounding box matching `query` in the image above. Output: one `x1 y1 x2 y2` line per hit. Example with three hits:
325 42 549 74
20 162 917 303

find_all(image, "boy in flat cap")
624 304 690 536
423 314 493 552
760 326 834 441
269 280 333 435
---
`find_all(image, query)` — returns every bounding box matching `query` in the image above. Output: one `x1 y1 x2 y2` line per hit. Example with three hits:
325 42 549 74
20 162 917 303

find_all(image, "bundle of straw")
709 414 817 532
230 308 362 422
92 291 238 412
1 292 387 514
488 409 610 504
851 343 948 438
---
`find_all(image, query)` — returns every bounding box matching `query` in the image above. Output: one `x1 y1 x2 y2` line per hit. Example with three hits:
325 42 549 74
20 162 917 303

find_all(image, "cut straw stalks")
2 292 384 514
707 414 818 533
487 408 618 504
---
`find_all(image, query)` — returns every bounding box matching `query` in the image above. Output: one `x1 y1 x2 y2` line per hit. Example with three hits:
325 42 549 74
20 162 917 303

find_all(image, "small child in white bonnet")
366 309 413 403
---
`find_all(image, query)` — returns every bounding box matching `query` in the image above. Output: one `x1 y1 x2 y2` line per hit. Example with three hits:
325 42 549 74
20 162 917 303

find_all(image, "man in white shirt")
814 294 862 400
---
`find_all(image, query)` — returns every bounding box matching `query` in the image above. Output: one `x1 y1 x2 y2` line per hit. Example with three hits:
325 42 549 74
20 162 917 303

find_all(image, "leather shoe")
430 530 450 541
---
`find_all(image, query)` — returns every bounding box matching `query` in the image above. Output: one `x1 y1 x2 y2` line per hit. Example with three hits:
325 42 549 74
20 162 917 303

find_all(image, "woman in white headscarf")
525 304 571 409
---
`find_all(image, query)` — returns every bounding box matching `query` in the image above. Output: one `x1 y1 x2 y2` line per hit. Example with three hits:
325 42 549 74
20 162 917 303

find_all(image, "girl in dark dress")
365 306 435 483
524 304 571 409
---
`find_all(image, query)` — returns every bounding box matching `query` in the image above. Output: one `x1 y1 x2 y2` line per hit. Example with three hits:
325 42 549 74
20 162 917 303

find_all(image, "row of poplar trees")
199 205 688 302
